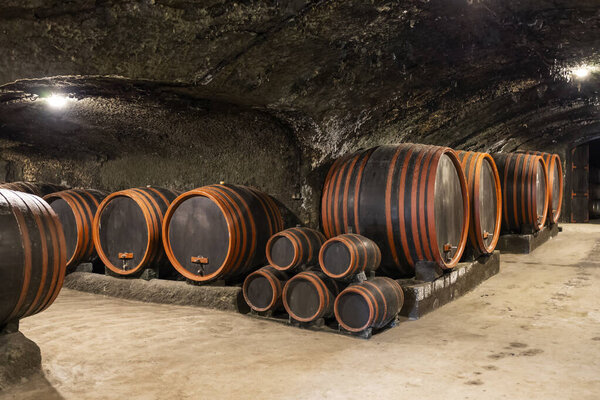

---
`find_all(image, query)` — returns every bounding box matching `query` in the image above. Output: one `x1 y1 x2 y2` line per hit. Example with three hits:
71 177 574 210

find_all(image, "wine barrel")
319 234 381 279
92 187 179 276
334 277 403 332
590 200 600 218
242 266 289 312
0 189 67 327
456 151 502 256
321 143 469 277
491 153 549 233
266 227 325 271
524 151 563 224
282 271 340 322
163 184 284 283
44 189 108 271
0 182 68 197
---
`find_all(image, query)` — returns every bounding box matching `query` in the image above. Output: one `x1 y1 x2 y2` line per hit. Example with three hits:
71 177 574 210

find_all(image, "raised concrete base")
398 251 501 320
496 224 559 254
0 324 43 391
63 272 250 313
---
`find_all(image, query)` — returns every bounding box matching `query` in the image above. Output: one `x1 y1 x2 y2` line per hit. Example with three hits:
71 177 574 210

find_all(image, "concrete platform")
63 272 250 313
398 251 501 320
496 224 559 254
0 322 43 391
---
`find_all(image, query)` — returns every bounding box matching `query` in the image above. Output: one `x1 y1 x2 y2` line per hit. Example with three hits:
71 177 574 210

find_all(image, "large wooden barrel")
456 151 502 256
0 189 67 327
491 153 549 233
92 187 179 276
163 184 284 283
282 271 340 322
266 227 325 271
334 277 403 332
44 189 108 271
242 266 289 312
0 182 68 197
321 143 469 277
525 151 563 224
319 234 381 279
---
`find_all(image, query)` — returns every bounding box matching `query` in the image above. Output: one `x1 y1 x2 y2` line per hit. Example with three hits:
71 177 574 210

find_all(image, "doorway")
570 139 600 223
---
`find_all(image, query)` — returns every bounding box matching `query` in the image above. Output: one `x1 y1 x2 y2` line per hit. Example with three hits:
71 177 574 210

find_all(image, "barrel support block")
398 251 501 320
496 224 559 254
0 329 42 390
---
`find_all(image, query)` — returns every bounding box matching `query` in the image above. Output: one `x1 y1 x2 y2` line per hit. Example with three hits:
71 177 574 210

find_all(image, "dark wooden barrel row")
44 189 107 270
522 151 563 224
282 271 341 322
0 182 69 197
322 143 469 277
319 234 381 279
93 187 179 276
334 277 404 333
491 153 549 233
266 227 325 271
243 266 289 312
163 184 284 283
456 151 502 256
0 189 67 327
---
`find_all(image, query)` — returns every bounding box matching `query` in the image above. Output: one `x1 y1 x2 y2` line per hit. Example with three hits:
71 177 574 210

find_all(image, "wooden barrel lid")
47 198 78 263
434 154 465 262
479 158 498 249
284 278 321 320
320 241 351 276
535 159 547 223
98 196 149 272
244 274 275 310
268 236 295 269
335 291 371 331
166 195 230 278
550 161 561 215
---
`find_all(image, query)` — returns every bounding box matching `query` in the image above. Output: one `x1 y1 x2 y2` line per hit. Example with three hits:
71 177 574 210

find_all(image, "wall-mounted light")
45 93 70 109
571 65 595 80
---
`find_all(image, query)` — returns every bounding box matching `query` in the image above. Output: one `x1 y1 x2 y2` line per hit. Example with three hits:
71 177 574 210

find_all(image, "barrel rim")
92 189 154 276
242 267 278 312
162 186 239 282
334 285 374 332
319 234 356 279
471 152 502 254
266 231 300 271
432 148 470 269
282 271 326 322
534 156 550 230
547 154 563 223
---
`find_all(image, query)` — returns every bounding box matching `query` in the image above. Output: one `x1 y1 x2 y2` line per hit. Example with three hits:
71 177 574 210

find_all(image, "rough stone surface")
398 251 501 320
497 224 560 254
63 272 250 313
0 330 42 391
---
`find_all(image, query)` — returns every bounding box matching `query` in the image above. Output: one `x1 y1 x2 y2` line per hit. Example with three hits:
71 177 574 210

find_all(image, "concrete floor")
2 223 600 400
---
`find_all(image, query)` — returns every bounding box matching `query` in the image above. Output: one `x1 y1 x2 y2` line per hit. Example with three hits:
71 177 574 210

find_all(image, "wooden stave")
321 144 470 277
92 187 178 276
0 189 67 327
162 184 284 283
334 277 403 332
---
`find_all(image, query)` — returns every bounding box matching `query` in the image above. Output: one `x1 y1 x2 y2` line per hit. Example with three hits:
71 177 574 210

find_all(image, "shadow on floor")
0 373 64 400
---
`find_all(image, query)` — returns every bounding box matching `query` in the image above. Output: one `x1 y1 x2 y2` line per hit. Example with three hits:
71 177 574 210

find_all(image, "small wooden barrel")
334 277 404 332
0 189 67 327
524 151 563 224
92 187 179 276
266 227 325 271
0 182 68 197
321 143 469 277
456 151 502 256
319 234 381 279
282 271 340 322
163 184 284 283
44 189 108 270
492 153 549 233
242 266 289 312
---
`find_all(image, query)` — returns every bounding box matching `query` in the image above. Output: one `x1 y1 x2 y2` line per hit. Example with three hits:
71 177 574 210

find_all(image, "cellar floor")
3 224 600 400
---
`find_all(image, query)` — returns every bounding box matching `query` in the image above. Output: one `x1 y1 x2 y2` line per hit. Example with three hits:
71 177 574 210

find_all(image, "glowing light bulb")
572 66 591 79
46 94 68 109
